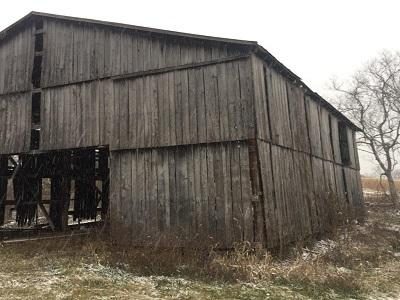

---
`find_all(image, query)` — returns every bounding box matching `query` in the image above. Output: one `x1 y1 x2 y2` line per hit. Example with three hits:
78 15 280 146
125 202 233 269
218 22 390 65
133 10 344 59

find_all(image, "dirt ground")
0 191 399 299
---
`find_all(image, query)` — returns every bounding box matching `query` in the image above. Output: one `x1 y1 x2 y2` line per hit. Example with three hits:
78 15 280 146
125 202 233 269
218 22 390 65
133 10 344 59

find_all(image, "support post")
248 139 266 247
38 202 55 231
0 156 8 225
49 153 71 231
99 149 109 221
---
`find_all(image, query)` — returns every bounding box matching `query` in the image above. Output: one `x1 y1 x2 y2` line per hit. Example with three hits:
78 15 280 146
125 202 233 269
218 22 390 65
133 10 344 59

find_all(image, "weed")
0 188 399 299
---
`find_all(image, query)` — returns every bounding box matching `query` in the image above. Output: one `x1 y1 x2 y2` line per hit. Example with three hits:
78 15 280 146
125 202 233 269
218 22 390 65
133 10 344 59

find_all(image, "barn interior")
0 148 109 235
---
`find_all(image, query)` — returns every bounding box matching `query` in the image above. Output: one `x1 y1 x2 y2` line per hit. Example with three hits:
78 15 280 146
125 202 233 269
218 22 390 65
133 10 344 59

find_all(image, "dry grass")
0 194 400 299
362 176 400 192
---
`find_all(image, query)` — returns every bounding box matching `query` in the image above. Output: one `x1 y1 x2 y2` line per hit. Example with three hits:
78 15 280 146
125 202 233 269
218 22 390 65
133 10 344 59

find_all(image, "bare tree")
333 51 400 207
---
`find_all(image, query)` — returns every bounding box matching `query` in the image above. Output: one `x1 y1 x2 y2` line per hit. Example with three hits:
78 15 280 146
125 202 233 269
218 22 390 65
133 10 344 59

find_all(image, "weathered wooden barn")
0 12 363 248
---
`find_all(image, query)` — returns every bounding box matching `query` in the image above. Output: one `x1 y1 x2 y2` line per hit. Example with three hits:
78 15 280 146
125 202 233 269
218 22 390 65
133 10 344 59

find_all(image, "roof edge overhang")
0 11 258 46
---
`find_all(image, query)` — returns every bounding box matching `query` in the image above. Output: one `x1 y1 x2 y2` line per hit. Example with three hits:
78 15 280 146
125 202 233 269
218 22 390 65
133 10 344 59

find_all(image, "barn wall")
112 58 255 150
110 141 255 248
0 92 31 154
39 57 255 151
40 18 250 87
0 26 34 94
257 140 363 248
252 55 361 167
0 17 252 155
251 55 359 166
40 79 113 150
252 55 363 248
257 140 313 248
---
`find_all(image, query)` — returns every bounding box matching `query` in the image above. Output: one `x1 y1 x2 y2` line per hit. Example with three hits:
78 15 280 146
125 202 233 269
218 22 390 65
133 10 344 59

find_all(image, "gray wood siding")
306 95 323 157
41 19 249 87
0 93 31 154
251 56 271 141
353 131 360 170
287 79 310 153
257 140 314 248
252 55 347 162
111 58 255 150
0 26 34 94
330 115 342 164
265 65 293 148
257 139 363 248
347 127 357 169
110 141 253 248
40 79 113 150
320 107 334 161
252 54 364 248
39 58 254 152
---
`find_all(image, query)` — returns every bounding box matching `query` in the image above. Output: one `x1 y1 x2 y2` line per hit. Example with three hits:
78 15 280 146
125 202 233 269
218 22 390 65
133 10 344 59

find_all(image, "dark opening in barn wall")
328 114 335 159
0 148 109 231
30 23 44 151
31 92 41 125
34 18 44 31
34 33 43 52
342 168 350 204
0 157 7 225
338 121 351 166
31 56 42 89
30 129 40 150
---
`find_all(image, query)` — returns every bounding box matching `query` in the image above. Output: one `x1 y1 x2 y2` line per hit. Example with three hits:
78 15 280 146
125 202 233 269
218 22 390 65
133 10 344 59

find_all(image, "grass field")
0 183 399 299
362 176 400 193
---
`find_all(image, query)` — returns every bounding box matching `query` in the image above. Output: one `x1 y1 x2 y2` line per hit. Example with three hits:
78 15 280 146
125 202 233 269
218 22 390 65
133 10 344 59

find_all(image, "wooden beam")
0 156 7 225
4 199 51 206
2 232 89 244
113 54 250 81
38 202 55 231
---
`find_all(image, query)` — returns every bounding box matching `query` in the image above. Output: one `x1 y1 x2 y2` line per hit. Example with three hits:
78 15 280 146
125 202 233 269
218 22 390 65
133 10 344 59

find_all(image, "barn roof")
0 11 360 131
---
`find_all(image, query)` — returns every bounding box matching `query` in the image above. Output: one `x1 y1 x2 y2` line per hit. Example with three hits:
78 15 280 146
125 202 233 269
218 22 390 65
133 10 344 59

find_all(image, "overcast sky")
1 0 400 175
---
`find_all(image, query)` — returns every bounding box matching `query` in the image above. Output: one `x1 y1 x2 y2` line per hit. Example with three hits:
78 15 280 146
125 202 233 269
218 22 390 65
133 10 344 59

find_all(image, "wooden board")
264 66 292 148
305 95 323 157
251 56 270 142
319 107 334 161
0 92 31 154
286 81 310 152
347 127 357 168
330 115 342 164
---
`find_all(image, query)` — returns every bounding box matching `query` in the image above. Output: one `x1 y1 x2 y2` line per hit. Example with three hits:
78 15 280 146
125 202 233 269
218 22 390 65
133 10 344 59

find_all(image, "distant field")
362 176 400 192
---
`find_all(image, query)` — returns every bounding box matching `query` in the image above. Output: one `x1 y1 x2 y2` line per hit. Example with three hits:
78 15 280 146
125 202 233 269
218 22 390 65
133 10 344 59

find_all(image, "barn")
0 12 363 248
